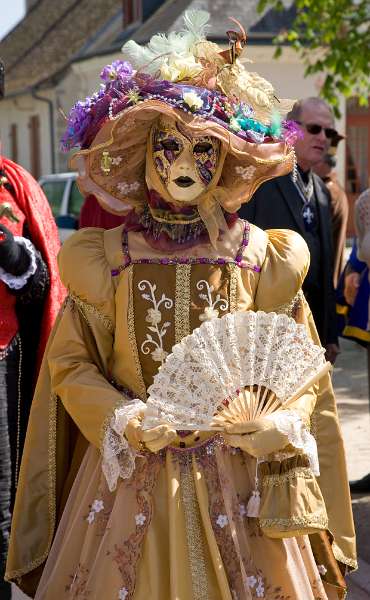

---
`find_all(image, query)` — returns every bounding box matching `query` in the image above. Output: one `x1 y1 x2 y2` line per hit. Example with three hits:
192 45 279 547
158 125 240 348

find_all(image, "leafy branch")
257 0 370 116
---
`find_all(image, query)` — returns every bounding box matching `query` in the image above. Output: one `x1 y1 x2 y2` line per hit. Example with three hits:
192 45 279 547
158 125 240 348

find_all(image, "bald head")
287 97 335 125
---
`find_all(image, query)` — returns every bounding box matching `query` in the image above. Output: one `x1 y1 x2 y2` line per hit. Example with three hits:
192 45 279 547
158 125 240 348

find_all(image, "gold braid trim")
69 292 114 333
332 543 358 571
259 511 328 530
228 263 238 313
261 467 313 487
272 292 301 318
6 393 58 581
127 265 147 400
180 459 209 600
175 264 192 344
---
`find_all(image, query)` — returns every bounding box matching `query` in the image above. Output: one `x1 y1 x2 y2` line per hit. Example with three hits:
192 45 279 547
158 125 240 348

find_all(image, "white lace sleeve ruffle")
265 409 320 476
102 398 146 492
0 236 37 290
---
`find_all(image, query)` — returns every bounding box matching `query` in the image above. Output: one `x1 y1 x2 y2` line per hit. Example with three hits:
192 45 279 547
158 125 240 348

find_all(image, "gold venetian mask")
150 116 221 204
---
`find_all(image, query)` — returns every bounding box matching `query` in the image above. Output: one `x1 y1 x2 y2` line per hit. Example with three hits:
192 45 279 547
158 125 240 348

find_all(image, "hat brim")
70 100 294 215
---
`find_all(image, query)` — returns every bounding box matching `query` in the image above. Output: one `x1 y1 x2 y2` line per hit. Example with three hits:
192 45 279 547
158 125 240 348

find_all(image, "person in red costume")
0 60 65 599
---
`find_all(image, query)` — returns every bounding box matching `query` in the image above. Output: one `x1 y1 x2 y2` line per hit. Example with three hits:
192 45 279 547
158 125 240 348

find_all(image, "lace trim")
332 542 358 571
69 292 114 333
259 510 328 530
265 410 320 476
175 264 191 343
0 236 37 289
272 293 301 318
261 466 313 487
102 398 146 492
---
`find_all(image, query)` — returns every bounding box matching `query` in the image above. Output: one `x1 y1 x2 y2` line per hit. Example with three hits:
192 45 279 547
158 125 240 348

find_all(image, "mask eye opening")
193 142 213 154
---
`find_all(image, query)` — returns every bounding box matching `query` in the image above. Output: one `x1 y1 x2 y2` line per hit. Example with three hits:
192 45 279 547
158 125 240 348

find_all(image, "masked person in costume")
6 13 356 600
0 61 65 599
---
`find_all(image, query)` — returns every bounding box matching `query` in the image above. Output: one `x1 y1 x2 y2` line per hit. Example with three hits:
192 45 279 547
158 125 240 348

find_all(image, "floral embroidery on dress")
197 279 228 321
139 280 173 363
112 455 162 600
135 512 146 526
65 563 91 598
86 498 105 524
316 564 327 575
198 451 245 594
246 573 265 597
216 514 229 528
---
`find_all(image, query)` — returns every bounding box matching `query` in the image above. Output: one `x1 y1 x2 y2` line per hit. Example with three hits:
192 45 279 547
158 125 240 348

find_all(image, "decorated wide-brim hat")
64 11 299 216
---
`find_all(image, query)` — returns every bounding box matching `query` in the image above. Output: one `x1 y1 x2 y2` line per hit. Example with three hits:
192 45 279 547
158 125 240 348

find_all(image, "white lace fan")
142 311 331 431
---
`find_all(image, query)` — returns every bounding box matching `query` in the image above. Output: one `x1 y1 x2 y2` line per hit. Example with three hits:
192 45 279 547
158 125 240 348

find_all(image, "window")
40 180 66 217
69 181 84 217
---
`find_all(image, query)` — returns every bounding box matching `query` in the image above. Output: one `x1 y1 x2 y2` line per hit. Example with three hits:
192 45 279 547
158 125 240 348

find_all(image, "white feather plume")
121 10 211 75
182 10 210 42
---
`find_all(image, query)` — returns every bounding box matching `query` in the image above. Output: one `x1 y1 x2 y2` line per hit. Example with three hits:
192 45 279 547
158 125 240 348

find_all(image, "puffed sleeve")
255 228 310 313
48 228 145 490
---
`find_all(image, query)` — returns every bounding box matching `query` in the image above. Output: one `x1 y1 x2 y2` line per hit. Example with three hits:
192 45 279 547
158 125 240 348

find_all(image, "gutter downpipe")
31 88 56 173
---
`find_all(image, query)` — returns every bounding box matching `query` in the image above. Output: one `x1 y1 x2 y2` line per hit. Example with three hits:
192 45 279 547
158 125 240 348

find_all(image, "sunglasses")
296 121 337 139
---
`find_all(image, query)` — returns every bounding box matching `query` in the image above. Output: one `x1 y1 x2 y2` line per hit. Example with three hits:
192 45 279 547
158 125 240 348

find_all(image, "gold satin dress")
8 220 354 600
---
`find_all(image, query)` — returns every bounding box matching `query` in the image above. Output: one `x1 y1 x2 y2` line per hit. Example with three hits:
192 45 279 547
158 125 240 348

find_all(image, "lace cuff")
265 410 320 476
102 398 146 492
0 237 37 290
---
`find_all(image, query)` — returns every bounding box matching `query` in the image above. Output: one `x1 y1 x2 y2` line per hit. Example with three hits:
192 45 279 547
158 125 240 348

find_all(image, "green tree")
258 0 370 115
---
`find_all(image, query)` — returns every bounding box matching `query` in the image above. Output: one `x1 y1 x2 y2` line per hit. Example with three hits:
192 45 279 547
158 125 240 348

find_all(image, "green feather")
269 110 282 138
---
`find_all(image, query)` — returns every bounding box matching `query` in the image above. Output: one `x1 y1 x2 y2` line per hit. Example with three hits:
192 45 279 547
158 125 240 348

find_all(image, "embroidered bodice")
110 220 264 397
57 218 309 403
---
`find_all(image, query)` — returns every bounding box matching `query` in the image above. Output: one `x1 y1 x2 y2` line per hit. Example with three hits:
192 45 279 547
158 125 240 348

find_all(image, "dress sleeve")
49 227 145 490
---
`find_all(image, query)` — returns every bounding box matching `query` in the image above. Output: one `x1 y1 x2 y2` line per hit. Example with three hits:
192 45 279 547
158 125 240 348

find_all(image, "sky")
0 0 26 41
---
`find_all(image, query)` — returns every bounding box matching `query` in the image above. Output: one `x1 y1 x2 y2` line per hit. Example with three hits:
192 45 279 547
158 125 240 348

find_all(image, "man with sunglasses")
239 97 340 363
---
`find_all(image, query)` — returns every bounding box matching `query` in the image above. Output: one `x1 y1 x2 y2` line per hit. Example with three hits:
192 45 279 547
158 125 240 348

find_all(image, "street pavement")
12 338 370 599
333 338 370 599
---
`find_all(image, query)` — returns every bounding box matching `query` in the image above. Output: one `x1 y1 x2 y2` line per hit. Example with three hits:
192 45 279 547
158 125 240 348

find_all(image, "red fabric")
0 185 26 349
79 194 125 229
0 285 18 351
0 156 66 370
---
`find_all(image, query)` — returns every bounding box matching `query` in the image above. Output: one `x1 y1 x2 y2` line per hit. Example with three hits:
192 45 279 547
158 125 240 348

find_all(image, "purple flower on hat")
100 60 134 83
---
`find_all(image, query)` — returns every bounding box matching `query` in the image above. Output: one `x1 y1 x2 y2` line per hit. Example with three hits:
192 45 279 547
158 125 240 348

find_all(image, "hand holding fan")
142 311 330 432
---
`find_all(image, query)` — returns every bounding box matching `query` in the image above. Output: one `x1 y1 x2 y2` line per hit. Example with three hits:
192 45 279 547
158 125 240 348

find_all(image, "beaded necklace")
111 221 261 276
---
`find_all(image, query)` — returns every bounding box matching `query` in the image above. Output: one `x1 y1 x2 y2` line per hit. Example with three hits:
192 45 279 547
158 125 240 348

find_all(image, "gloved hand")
0 223 30 275
223 417 290 458
125 416 177 453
